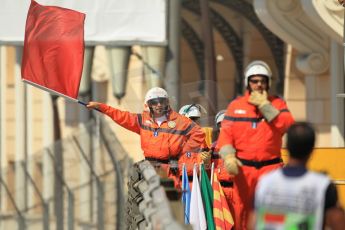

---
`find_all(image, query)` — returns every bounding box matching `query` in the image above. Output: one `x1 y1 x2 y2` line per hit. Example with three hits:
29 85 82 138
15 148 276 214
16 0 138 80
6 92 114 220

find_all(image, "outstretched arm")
87 101 140 134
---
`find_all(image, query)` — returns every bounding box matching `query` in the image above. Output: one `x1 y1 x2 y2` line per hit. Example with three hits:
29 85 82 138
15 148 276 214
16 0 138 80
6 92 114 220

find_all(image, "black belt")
180 175 193 182
238 157 282 169
220 181 233 187
145 157 178 164
211 154 221 159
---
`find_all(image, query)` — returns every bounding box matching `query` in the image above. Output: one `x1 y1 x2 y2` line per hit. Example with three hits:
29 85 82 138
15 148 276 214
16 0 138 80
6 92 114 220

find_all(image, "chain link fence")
0 117 132 229
0 117 188 229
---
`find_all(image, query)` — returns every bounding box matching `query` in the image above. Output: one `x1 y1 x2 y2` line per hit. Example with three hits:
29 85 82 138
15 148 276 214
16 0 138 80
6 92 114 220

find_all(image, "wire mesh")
0 117 132 229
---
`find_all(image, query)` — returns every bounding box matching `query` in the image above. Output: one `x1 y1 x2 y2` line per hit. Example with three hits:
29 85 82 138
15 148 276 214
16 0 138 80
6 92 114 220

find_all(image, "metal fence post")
97 181 104 230
21 162 50 230
99 119 127 230
67 191 75 230
0 174 26 230
72 136 104 230
47 149 76 230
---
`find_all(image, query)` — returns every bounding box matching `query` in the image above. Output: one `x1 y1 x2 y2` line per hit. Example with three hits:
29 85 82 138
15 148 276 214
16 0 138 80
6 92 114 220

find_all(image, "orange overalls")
98 104 205 187
217 91 294 230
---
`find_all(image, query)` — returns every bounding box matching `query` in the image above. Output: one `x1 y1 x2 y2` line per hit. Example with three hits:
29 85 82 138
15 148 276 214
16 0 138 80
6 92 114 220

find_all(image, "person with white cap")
87 87 205 187
178 103 211 179
217 60 295 229
178 104 207 124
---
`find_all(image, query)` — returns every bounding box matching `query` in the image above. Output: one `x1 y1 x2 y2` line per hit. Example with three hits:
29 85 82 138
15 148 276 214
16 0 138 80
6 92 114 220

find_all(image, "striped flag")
213 172 234 230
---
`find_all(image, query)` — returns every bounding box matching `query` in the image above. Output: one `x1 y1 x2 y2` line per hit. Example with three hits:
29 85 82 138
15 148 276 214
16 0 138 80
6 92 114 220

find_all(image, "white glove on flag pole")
21 0 86 105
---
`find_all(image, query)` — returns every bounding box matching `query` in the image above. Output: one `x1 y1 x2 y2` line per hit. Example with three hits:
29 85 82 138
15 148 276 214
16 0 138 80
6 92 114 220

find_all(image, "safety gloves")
248 90 279 122
219 145 242 175
200 151 211 165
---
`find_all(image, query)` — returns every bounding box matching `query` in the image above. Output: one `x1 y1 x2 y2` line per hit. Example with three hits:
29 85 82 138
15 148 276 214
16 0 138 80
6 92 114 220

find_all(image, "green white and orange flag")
212 172 234 230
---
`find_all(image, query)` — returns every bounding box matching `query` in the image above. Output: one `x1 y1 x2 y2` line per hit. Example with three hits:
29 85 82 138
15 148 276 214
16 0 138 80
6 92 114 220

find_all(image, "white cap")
215 110 226 125
244 60 272 87
144 87 168 104
179 104 207 118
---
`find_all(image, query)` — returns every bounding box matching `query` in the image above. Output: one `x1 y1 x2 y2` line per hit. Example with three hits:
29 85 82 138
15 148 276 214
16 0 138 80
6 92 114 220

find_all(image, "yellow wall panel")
282 148 345 207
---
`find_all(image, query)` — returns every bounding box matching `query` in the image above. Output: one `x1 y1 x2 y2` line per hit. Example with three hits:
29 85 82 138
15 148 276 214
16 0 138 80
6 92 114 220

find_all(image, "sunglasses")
249 79 268 84
147 98 168 106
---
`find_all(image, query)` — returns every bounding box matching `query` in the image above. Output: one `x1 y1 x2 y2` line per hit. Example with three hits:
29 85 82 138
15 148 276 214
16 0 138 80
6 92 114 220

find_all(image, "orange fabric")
178 126 210 176
216 91 294 230
99 104 205 159
231 163 283 230
178 152 202 176
217 91 294 161
211 141 234 183
98 104 205 186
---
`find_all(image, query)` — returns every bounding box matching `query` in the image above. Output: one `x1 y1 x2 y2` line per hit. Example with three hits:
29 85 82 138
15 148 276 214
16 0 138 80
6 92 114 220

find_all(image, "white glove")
249 91 279 122
223 154 243 175
248 90 270 108
219 145 242 175
200 151 211 165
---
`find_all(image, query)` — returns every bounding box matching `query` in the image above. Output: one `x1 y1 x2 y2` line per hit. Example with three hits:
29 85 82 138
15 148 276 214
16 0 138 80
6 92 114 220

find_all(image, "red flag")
213 172 234 230
21 0 85 100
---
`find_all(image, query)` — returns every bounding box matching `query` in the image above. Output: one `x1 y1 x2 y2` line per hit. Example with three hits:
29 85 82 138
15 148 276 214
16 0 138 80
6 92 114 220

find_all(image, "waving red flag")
21 0 85 100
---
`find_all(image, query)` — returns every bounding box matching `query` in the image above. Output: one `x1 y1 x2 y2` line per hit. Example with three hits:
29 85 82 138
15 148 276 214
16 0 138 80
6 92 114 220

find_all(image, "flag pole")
22 79 100 111
23 79 78 102
210 162 214 185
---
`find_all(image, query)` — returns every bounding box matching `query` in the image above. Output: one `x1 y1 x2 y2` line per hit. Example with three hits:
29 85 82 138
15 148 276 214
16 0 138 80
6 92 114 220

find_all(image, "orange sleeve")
216 103 234 150
182 122 205 154
179 122 205 176
99 103 140 134
270 98 295 135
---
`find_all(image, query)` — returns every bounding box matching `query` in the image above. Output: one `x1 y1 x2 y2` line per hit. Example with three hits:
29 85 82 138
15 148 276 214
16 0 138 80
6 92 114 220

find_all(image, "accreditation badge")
186 152 191 158
167 121 176 128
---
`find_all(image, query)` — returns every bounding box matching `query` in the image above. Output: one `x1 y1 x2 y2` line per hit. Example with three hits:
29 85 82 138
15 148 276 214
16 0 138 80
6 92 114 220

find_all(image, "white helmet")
244 60 272 87
144 87 168 104
215 110 226 125
179 104 207 118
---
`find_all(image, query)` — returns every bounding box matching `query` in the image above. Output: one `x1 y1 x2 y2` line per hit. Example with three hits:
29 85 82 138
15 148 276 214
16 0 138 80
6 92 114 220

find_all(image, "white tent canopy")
0 0 167 45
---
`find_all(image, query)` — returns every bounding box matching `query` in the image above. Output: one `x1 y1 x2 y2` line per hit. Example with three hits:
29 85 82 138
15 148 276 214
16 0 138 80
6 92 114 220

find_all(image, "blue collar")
282 165 307 177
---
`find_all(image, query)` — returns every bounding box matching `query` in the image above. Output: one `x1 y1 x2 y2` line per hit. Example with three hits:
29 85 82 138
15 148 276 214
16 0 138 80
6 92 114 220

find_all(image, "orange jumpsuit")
178 130 209 188
217 91 294 230
98 104 205 187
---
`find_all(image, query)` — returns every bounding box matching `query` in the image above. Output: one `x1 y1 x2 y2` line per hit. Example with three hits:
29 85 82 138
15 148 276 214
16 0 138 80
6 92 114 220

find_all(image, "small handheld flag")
181 164 191 224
